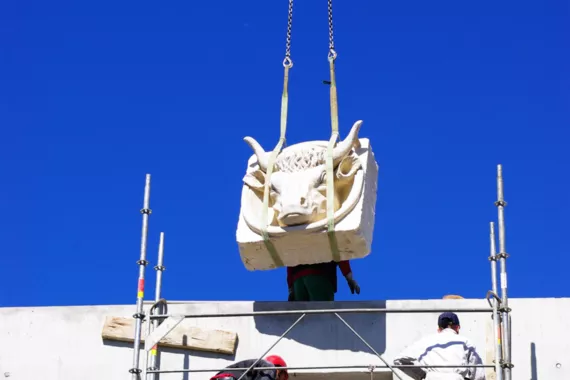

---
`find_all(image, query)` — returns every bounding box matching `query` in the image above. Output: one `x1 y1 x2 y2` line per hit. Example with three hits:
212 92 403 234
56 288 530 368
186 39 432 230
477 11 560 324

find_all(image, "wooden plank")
101 316 238 355
442 294 464 299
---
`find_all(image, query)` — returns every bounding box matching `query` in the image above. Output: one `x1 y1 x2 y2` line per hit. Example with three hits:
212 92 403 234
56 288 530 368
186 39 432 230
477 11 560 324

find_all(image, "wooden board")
101 316 238 355
442 294 464 299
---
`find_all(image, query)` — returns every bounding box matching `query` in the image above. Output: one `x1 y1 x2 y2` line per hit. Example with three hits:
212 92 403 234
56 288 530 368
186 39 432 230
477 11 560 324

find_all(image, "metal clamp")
486 291 502 308
494 200 507 207
501 361 514 369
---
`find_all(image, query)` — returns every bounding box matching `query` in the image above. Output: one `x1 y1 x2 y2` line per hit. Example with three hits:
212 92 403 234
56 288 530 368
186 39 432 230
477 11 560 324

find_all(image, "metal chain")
327 0 337 61
283 0 294 68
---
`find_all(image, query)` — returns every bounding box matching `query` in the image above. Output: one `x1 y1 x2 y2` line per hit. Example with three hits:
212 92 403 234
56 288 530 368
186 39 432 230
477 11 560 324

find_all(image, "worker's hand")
345 272 360 295
288 287 295 301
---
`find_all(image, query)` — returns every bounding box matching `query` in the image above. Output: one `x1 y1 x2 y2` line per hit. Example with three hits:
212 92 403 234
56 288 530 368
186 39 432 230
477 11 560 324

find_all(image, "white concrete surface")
0 298 568 380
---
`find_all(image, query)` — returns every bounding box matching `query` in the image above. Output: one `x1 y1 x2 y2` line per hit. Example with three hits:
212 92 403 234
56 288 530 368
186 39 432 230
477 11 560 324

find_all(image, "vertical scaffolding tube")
130 174 152 379
147 232 166 379
495 165 512 380
489 222 503 380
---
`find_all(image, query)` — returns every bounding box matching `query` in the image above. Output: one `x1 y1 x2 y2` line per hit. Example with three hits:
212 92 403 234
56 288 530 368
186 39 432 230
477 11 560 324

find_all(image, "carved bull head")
243 120 363 227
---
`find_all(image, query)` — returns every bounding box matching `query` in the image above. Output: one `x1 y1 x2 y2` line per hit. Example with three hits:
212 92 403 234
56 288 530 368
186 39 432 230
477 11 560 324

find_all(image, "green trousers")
293 274 335 301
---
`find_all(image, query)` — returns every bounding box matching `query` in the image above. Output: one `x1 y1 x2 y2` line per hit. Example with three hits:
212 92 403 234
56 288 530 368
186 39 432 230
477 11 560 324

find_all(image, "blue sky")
1 1 568 307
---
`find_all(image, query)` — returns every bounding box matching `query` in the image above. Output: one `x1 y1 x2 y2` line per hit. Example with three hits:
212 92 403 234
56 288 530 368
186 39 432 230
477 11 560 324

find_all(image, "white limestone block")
236 120 379 271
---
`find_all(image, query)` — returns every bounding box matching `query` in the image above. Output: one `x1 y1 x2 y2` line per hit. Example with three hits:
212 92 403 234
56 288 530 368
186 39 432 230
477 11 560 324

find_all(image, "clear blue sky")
1 1 568 307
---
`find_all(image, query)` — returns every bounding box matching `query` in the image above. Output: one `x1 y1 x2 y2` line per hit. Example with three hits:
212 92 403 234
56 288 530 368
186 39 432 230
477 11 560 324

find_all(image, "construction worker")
392 312 486 380
210 355 289 380
287 260 360 301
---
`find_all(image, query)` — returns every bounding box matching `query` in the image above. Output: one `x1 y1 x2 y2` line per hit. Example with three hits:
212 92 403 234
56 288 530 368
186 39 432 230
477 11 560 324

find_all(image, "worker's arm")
392 338 428 380
338 261 360 295
286 267 293 289
338 260 352 276
465 341 486 380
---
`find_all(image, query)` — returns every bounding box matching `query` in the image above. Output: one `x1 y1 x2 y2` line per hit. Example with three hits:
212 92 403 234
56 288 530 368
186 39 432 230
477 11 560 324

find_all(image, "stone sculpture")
236 120 379 270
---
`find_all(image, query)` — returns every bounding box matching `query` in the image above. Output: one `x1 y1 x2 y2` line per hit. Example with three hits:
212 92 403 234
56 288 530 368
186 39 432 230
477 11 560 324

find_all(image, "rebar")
130 174 152 379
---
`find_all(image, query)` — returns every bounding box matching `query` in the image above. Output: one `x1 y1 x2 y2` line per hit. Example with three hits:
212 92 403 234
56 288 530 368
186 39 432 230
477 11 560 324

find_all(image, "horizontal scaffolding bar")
149 307 493 319
147 364 494 374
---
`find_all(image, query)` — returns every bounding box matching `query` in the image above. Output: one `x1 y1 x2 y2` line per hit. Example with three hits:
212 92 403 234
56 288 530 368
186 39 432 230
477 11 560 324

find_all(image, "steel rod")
496 164 512 380
149 307 492 320
147 232 166 380
489 222 503 380
130 174 152 379
236 314 306 380
147 364 494 374
334 313 403 380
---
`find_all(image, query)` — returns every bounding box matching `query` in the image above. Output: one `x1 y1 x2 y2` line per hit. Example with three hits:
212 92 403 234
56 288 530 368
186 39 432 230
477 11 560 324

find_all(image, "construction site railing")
130 164 513 380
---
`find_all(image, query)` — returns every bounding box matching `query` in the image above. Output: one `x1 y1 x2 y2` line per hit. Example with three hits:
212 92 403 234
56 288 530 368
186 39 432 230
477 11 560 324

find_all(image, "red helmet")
265 355 287 368
265 355 288 380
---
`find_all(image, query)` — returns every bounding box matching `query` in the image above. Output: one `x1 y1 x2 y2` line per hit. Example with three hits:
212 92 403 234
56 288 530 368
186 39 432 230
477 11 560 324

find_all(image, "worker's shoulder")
228 359 272 369
456 333 480 349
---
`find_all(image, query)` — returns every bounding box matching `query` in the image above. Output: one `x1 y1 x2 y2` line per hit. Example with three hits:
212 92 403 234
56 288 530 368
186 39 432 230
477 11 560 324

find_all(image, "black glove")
345 272 360 294
288 287 295 301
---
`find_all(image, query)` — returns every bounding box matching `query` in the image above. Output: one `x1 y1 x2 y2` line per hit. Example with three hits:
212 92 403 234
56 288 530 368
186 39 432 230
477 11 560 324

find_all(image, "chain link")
327 0 337 61
283 0 294 68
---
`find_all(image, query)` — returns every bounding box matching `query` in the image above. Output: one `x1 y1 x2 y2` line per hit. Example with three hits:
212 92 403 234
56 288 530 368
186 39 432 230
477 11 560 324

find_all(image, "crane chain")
283 0 294 68
327 0 337 60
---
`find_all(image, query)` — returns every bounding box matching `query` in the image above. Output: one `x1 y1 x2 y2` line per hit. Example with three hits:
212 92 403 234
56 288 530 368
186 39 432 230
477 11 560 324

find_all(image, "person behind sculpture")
392 312 486 380
287 260 360 301
210 355 289 380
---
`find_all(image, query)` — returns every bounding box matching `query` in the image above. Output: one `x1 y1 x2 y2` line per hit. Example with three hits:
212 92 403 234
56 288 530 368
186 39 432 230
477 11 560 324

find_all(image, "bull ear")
243 169 266 192
335 154 362 181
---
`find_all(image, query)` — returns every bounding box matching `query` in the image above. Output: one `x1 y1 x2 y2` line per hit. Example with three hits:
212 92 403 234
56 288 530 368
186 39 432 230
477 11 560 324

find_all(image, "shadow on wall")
531 342 538 380
252 301 387 353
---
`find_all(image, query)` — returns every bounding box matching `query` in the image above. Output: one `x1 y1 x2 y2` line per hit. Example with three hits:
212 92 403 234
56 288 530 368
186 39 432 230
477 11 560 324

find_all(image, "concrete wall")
0 298 568 380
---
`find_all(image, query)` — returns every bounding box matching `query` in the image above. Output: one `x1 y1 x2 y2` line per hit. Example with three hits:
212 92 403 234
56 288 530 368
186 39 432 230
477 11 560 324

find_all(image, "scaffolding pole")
146 232 166 380
495 164 513 380
148 307 492 320
130 174 152 379
147 364 495 375
488 222 503 380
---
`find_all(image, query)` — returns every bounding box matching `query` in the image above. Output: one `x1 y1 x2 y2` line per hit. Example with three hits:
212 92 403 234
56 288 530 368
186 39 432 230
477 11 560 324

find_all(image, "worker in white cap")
392 312 486 380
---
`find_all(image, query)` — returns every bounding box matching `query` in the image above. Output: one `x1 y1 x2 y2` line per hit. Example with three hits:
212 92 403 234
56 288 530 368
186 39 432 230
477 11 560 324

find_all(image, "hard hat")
265 355 287 368
265 355 288 380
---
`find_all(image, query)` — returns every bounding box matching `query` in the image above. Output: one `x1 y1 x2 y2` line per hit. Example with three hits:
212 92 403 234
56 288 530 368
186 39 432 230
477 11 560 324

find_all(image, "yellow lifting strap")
260 60 293 268
326 49 342 263
259 0 294 268
259 0 343 267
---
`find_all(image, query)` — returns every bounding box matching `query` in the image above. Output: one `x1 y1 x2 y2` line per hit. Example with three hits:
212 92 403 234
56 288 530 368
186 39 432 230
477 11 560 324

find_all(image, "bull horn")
333 120 363 166
244 136 270 172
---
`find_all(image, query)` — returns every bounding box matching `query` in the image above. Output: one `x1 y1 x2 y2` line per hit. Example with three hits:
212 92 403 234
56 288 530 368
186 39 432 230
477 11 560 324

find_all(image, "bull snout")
277 188 322 226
